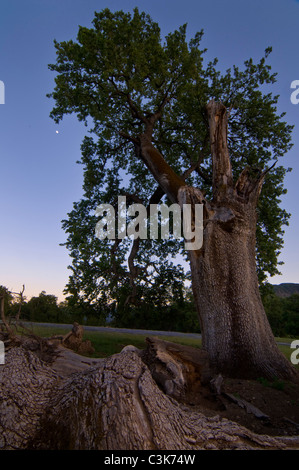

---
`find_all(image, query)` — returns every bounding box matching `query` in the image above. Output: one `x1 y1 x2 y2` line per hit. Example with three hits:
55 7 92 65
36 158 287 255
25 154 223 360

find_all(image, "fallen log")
1 337 299 450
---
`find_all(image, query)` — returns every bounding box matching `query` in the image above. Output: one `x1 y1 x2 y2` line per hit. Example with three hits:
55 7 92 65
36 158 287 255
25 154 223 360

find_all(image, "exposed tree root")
0 334 298 450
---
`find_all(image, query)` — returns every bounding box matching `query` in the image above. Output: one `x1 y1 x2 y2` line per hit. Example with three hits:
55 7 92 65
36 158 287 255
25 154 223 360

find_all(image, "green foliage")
263 291 299 337
1 283 198 331
2 281 298 338
0 285 14 313
47 8 293 324
281 294 299 336
26 291 61 323
112 288 199 333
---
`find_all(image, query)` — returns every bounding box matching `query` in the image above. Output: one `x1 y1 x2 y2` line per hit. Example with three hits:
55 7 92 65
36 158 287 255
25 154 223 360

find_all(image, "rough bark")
175 101 296 381
206 100 233 201
0 338 298 451
178 183 296 380
134 99 297 381
53 321 96 356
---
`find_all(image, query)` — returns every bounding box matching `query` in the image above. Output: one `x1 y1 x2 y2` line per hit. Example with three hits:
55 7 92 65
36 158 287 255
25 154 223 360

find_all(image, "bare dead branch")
15 285 25 323
0 294 14 337
206 100 234 200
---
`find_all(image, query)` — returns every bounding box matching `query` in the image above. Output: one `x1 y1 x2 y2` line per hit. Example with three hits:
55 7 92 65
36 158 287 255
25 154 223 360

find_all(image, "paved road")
23 322 292 345
24 322 202 340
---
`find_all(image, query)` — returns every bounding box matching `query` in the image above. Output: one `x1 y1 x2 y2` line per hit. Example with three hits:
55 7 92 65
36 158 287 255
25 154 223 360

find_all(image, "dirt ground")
143 336 299 439
184 373 299 437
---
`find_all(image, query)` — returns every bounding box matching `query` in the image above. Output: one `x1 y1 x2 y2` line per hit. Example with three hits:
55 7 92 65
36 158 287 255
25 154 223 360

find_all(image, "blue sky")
0 0 298 301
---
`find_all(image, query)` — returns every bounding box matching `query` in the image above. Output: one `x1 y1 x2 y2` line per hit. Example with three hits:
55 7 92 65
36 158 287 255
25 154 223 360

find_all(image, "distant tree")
27 292 60 323
263 291 286 337
0 286 14 315
60 294 108 326
48 8 295 380
282 294 299 336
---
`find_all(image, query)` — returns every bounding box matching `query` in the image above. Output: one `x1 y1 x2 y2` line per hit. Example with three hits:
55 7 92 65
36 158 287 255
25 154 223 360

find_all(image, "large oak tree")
48 8 296 380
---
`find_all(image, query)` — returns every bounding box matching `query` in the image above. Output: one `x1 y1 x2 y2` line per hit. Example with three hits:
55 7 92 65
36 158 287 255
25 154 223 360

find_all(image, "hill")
272 283 299 297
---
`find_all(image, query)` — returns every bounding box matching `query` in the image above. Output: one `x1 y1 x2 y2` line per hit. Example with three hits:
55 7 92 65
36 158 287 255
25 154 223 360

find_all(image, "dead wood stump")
1 336 299 450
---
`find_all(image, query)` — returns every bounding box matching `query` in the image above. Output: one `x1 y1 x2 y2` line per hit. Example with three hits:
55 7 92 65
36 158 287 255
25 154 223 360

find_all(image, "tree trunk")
0 338 298 450
177 101 296 381
137 100 296 381
187 194 295 380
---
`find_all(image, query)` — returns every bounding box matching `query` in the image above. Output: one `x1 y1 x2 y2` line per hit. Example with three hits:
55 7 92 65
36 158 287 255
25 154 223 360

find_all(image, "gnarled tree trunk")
187 192 295 380
139 99 296 381
181 101 296 381
0 337 298 451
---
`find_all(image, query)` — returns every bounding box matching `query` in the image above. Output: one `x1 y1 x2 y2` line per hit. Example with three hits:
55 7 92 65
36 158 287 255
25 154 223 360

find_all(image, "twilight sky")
0 0 299 302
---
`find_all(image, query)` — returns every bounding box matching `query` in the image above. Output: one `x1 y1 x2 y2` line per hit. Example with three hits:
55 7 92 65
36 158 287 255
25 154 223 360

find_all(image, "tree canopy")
48 8 293 315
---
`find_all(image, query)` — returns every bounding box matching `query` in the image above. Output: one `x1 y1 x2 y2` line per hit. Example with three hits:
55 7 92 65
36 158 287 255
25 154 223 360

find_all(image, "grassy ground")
29 325 202 358
27 324 297 364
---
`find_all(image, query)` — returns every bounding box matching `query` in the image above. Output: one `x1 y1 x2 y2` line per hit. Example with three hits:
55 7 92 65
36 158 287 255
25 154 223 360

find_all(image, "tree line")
1 284 298 337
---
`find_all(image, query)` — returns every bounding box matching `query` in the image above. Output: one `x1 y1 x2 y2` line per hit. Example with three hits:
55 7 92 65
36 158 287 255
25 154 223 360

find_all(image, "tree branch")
119 131 139 144
206 100 233 201
137 135 187 204
0 294 14 337
235 161 277 204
